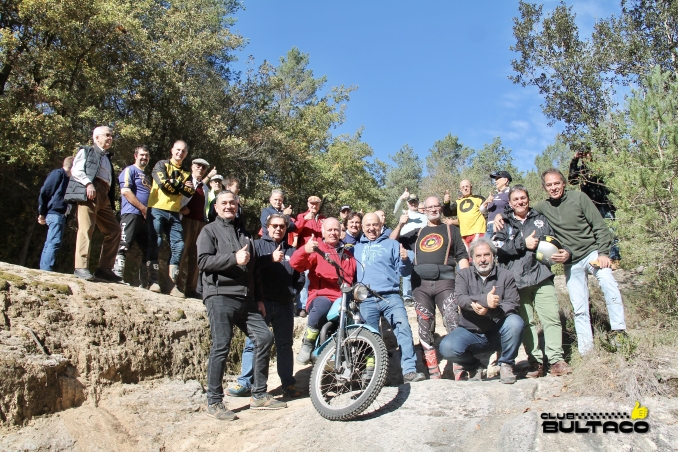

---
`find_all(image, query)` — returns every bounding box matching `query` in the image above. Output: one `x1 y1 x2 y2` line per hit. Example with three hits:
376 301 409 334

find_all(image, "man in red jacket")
293 195 326 246
290 217 356 364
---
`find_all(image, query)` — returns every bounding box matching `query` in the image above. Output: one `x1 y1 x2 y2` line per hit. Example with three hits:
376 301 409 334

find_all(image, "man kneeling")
439 237 523 384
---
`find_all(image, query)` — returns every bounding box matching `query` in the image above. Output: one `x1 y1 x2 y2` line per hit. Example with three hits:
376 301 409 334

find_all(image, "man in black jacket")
439 237 523 384
197 190 286 420
38 156 74 271
228 213 305 398
65 126 121 282
493 185 572 378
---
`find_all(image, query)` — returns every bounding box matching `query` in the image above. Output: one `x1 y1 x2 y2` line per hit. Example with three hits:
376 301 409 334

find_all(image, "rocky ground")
0 262 676 451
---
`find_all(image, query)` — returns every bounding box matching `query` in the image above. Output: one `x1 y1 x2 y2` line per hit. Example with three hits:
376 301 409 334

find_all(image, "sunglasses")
270 224 286 229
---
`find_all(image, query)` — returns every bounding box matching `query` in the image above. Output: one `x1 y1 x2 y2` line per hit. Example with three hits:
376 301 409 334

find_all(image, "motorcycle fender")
311 324 381 358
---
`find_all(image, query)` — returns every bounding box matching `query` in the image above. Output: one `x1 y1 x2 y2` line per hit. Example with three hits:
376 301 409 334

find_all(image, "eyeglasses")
426 205 441 211
270 224 286 229
103 133 112 137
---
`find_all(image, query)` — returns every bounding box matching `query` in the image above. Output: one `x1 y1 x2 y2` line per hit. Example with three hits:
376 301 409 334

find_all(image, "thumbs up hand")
283 204 293 216
525 230 539 250
236 243 250 265
631 401 648 420
487 286 499 308
305 233 319 254
272 244 284 262
444 189 450 203
400 243 408 261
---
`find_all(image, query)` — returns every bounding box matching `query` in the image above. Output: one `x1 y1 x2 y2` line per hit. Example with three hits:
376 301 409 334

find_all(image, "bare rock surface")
1 263 677 451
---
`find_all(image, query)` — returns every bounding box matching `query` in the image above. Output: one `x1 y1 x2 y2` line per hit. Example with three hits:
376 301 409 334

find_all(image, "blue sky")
230 1 621 173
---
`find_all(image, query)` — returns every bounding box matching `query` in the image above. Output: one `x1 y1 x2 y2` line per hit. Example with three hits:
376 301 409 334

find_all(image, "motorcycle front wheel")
309 329 388 421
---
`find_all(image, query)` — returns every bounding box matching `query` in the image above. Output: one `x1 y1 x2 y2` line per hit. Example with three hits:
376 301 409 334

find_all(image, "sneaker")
250 393 287 410
403 297 414 307
525 362 544 379
207 402 237 421
74 268 94 281
468 367 485 381
500 363 516 384
94 268 123 283
227 384 251 397
282 385 301 398
169 286 185 299
403 372 426 383
549 361 573 377
299 309 307 318
611 259 620 270
149 283 162 293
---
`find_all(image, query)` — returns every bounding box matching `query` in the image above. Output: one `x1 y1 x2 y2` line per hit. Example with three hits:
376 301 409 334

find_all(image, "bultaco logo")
542 401 649 434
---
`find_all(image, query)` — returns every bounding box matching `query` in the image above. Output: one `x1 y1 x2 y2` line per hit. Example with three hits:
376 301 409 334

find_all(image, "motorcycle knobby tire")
309 329 388 421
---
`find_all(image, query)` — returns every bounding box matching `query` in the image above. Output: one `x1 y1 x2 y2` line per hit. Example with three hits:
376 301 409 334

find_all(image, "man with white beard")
438 237 523 384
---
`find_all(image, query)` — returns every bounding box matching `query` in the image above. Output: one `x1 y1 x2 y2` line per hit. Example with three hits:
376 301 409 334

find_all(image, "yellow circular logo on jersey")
420 233 444 252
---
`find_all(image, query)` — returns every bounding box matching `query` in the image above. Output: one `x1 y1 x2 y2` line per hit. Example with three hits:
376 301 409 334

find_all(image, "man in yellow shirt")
146 140 195 297
443 180 487 250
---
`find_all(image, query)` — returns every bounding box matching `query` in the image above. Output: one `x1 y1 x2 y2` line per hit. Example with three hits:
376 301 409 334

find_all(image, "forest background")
0 0 676 331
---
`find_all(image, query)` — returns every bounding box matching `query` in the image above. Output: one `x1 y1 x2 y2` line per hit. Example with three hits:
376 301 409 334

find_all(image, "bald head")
362 213 382 241
322 217 342 246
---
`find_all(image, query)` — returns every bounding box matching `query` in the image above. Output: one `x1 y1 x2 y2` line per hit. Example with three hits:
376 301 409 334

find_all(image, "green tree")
462 137 522 199
381 144 422 223
421 133 473 198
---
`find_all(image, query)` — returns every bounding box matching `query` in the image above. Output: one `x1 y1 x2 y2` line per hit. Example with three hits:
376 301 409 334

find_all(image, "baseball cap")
211 174 223 181
490 171 512 182
192 158 209 166
340 205 351 211
407 194 419 202
308 196 322 203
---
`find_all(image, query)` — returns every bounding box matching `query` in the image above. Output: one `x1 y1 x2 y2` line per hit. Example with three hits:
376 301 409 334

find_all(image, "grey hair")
271 189 284 197
469 236 497 258
540 168 566 187
215 189 239 202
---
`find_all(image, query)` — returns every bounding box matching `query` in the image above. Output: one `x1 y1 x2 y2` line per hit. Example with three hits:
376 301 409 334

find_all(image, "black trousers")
205 295 273 404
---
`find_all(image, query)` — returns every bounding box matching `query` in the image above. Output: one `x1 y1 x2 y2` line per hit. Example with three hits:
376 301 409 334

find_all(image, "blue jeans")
147 208 184 265
401 250 414 300
360 293 418 375
40 213 67 271
237 301 296 388
564 250 626 355
296 270 309 310
205 296 273 404
439 313 524 368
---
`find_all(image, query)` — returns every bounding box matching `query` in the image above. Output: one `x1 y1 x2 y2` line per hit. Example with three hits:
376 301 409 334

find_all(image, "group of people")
36 127 627 421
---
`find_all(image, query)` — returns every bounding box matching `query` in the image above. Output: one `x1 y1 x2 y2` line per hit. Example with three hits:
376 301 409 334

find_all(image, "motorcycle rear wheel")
309 329 388 421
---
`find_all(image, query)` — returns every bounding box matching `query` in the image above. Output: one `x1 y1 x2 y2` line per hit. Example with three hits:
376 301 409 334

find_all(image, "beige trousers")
74 179 121 270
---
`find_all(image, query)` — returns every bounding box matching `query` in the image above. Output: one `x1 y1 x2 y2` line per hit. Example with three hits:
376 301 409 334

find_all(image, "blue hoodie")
353 233 410 295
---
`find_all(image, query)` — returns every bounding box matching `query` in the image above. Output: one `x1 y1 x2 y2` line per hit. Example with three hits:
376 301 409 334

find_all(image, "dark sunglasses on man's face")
270 224 286 229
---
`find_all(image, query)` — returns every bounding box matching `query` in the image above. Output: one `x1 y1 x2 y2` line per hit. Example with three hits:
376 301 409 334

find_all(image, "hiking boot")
169 285 185 299
299 309 307 318
500 363 516 384
282 385 301 398
525 362 544 379
185 289 202 300
250 393 287 410
403 296 414 307
207 401 237 421
453 364 469 381
296 328 318 365
424 349 441 380
227 384 251 397
147 261 161 293
94 268 123 283
549 361 573 377
74 268 94 281
403 372 426 383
